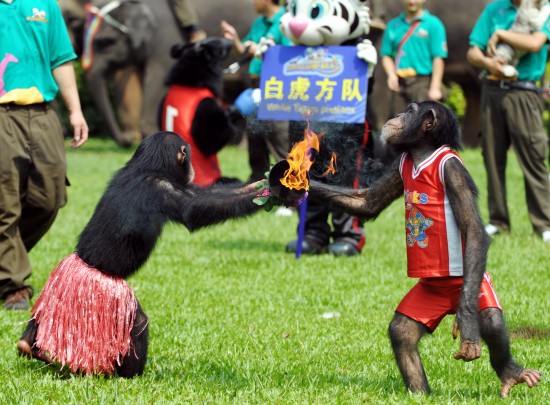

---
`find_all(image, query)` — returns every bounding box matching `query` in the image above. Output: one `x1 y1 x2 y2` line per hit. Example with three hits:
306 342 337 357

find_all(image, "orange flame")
323 152 337 176
280 122 320 191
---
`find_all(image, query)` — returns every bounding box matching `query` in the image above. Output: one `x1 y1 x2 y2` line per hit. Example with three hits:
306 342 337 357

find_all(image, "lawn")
0 138 548 404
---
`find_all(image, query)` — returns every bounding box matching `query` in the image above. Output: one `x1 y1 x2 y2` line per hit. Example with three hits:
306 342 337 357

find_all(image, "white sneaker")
542 230 550 243
485 223 500 236
274 206 293 217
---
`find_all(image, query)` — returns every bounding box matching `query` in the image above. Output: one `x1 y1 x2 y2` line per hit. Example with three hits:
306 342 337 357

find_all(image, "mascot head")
280 0 372 46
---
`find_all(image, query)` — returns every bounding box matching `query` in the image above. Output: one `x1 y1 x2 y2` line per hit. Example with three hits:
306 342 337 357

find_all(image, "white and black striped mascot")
274 0 381 256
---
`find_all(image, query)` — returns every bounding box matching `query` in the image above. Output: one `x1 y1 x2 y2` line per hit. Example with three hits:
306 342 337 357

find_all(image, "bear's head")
165 37 232 97
280 0 371 46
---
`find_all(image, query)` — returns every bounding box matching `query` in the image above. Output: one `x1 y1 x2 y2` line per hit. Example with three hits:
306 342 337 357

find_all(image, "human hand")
220 20 239 44
452 320 481 361
485 57 507 79
386 74 400 93
243 41 258 58
428 86 443 101
486 30 502 57
69 110 88 148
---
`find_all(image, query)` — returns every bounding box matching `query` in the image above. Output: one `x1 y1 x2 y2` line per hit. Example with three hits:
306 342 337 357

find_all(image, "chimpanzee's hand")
452 320 481 361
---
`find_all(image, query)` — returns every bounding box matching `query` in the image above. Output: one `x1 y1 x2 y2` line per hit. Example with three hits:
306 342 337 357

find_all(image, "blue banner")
257 45 368 123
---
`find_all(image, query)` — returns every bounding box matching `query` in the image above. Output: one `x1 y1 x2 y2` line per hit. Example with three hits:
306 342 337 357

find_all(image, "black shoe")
3 287 33 310
328 241 360 256
285 239 328 254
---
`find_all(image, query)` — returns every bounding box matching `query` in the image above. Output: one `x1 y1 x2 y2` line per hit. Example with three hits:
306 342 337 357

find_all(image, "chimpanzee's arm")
443 158 491 360
174 182 261 231
308 160 403 220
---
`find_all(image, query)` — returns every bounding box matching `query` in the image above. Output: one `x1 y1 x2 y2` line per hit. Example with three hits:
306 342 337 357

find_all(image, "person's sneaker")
542 230 550 243
485 223 500 236
285 239 327 255
3 287 32 310
328 241 360 257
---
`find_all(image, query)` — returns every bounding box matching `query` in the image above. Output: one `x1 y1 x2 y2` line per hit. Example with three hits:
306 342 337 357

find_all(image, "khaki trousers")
480 84 550 234
390 76 433 118
0 103 67 298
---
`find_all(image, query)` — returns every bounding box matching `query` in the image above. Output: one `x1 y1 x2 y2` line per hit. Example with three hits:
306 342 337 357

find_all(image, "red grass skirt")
31 253 138 375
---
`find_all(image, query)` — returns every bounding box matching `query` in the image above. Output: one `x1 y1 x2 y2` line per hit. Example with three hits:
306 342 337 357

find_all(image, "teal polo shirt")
0 0 76 104
381 9 448 76
469 0 550 81
243 7 293 77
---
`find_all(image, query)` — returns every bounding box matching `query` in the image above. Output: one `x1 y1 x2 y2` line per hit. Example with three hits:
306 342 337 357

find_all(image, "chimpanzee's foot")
500 368 541 398
17 339 52 364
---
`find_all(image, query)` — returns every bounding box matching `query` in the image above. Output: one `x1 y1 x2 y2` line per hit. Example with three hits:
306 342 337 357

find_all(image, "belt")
398 75 431 86
0 102 51 111
483 78 543 93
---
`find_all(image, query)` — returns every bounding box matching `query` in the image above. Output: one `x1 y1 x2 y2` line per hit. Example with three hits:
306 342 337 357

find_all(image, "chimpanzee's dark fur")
308 101 541 397
19 132 261 376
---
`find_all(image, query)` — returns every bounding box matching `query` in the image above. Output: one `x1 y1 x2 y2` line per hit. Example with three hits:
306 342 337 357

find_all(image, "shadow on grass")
16 355 73 379
509 326 550 340
205 238 287 254
150 355 396 394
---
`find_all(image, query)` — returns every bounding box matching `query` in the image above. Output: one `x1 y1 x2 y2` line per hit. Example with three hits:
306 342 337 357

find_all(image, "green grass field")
1 138 548 404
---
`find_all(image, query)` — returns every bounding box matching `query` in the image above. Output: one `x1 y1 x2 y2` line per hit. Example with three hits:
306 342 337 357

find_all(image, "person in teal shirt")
380 0 447 118
221 0 293 183
467 0 550 243
0 0 88 310
221 0 292 81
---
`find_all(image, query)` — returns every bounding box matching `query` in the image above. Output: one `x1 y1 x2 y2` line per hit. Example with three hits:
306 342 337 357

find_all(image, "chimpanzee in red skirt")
308 101 541 398
17 131 261 377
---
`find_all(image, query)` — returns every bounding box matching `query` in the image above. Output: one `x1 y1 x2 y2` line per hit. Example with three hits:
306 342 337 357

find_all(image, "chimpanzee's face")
380 103 421 146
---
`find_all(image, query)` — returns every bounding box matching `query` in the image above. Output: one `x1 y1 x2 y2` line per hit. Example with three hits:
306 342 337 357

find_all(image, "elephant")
79 0 182 146
60 0 256 147
368 0 492 147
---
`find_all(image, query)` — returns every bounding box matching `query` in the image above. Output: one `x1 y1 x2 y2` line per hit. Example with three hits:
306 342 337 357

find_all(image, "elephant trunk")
86 70 136 148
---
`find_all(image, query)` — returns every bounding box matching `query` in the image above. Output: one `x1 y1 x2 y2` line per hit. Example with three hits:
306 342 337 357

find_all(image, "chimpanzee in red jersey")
308 101 541 397
17 131 261 377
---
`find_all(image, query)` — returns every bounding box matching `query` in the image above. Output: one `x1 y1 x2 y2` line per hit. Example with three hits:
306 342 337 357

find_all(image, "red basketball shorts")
395 272 502 332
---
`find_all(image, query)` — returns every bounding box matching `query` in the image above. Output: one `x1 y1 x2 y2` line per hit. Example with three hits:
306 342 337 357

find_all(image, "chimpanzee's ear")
177 145 187 165
424 109 438 133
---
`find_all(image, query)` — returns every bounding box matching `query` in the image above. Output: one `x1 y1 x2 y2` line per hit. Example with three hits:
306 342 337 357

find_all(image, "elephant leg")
114 67 143 144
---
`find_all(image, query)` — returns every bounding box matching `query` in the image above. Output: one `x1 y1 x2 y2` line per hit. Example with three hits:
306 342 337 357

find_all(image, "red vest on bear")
161 85 221 187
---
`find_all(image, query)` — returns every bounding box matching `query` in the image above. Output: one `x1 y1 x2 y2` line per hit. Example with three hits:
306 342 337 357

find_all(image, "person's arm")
466 45 507 78
488 30 548 56
220 20 256 57
52 61 88 148
428 57 445 101
382 55 400 92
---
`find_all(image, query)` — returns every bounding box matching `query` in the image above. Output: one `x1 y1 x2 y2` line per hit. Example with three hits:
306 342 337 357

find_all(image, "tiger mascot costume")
270 0 379 256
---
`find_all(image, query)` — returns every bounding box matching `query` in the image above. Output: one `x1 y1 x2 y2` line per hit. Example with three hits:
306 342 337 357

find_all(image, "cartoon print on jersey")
406 206 433 248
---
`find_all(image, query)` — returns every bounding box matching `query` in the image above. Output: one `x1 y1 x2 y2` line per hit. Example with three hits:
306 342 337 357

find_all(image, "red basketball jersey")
161 85 221 187
399 146 465 278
